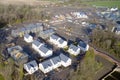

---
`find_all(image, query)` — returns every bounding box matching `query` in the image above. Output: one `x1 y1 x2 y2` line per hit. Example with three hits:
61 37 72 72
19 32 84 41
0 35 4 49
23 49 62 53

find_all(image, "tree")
69 49 103 80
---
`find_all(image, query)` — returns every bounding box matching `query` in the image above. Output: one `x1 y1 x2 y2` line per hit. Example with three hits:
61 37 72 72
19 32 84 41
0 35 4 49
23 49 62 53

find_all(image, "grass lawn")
82 1 120 9
0 74 4 80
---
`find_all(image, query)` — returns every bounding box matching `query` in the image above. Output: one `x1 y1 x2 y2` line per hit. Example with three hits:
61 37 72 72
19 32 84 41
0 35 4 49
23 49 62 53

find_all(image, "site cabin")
24 34 33 43
78 41 89 52
32 40 53 58
24 60 38 74
49 35 67 48
68 44 80 56
39 53 72 74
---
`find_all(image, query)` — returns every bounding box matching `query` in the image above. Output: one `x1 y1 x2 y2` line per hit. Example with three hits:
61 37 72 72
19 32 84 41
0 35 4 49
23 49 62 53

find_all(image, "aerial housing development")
5 21 89 79
0 0 120 80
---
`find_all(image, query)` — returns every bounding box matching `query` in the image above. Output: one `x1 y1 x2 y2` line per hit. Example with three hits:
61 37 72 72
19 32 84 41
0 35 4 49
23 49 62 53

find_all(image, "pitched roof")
59 53 69 62
41 59 53 69
69 44 79 52
24 34 31 38
39 45 49 54
51 35 59 40
25 60 38 70
51 56 61 65
32 40 41 47
43 29 54 34
116 25 120 31
78 41 87 48
58 38 64 44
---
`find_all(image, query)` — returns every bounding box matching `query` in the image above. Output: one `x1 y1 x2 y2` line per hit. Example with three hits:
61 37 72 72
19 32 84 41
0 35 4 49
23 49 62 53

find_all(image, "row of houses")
24 33 89 57
39 28 55 39
11 22 55 40
23 32 89 74
49 34 67 48
32 40 53 58
11 23 43 37
9 22 90 76
24 53 71 74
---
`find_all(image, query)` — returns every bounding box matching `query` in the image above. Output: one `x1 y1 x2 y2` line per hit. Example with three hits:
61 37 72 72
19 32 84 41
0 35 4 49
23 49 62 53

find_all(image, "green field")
0 74 4 80
83 1 120 8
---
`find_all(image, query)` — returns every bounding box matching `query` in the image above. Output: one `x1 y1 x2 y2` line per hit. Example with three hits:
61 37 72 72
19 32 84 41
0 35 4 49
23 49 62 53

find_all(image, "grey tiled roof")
59 53 69 62
26 60 38 70
41 60 53 69
43 29 55 34
58 38 64 44
69 44 79 52
24 34 31 39
51 56 61 65
32 40 41 47
78 41 87 48
51 35 59 40
39 45 49 54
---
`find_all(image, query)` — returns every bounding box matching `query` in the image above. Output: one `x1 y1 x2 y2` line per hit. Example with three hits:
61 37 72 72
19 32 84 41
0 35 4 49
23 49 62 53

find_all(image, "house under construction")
11 23 43 37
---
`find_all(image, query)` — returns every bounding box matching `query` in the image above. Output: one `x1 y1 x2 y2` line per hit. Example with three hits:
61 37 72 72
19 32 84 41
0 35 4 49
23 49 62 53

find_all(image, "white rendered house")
39 53 72 74
59 53 72 67
32 40 53 58
49 35 67 48
24 34 33 43
51 56 62 69
68 44 80 56
24 60 38 74
39 59 53 74
78 41 89 52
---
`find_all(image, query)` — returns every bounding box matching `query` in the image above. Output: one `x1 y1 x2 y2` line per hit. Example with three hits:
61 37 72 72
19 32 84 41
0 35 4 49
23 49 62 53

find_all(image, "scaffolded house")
11 23 43 37
32 40 53 58
24 60 38 74
39 53 72 74
49 35 67 48
39 28 55 39
7 45 28 64
68 44 80 56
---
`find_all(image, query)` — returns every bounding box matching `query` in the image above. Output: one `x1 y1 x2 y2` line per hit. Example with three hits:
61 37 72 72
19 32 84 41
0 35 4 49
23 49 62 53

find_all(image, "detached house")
32 40 53 58
24 60 38 74
49 35 67 48
39 59 53 74
78 41 89 52
39 53 72 74
38 45 53 57
51 56 61 69
59 53 72 67
68 44 80 56
24 34 33 43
